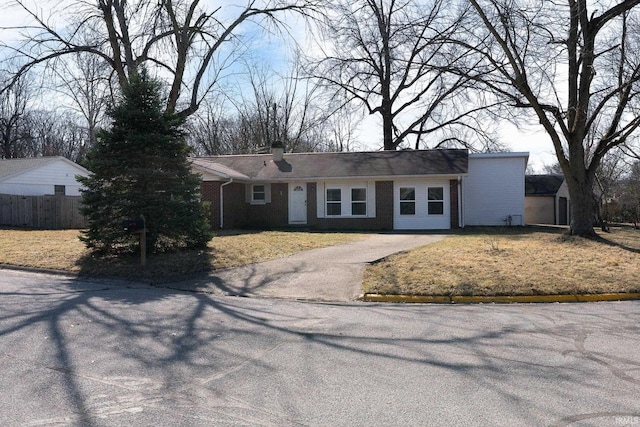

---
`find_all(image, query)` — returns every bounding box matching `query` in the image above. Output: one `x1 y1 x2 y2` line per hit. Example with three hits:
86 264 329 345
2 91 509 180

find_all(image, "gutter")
220 179 233 229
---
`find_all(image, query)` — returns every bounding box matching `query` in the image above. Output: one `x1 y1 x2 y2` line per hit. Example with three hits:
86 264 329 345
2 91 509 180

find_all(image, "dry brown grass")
363 226 640 296
0 228 366 281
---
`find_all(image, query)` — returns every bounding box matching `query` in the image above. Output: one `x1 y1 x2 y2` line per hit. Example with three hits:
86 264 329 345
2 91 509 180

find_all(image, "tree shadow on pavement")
1 271 639 426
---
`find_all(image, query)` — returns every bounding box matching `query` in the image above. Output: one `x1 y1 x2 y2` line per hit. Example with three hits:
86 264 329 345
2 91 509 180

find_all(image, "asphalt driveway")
171 232 446 301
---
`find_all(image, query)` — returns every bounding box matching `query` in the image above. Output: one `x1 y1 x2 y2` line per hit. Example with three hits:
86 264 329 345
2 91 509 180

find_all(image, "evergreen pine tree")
78 68 212 254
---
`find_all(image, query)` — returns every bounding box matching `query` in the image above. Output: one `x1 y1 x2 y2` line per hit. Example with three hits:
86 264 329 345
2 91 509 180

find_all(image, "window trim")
427 186 444 215
252 184 266 203
326 188 342 216
399 187 416 215
350 187 367 216
325 186 368 217
246 183 271 205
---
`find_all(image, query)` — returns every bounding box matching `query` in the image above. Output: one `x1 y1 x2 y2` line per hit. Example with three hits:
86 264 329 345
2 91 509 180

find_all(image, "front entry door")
289 183 307 224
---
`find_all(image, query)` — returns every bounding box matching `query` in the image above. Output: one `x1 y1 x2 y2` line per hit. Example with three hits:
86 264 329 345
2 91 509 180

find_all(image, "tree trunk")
383 114 394 150
564 172 598 237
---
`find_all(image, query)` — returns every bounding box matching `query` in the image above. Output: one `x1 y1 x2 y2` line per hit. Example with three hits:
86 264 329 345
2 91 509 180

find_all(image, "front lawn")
0 228 366 281
363 226 640 296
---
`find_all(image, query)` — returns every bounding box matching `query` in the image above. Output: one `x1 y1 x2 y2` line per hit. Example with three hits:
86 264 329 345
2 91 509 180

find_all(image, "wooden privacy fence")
0 194 87 229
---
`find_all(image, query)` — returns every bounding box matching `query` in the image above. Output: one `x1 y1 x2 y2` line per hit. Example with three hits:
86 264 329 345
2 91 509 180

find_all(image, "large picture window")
351 188 367 216
326 189 342 216
427 187 444 215
400 187 416 215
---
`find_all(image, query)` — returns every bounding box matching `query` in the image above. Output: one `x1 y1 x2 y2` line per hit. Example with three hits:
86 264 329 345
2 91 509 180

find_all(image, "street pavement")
1 269 639 426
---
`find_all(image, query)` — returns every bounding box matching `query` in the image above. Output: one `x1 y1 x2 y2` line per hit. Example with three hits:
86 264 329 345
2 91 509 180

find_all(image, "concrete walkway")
171 233 446 301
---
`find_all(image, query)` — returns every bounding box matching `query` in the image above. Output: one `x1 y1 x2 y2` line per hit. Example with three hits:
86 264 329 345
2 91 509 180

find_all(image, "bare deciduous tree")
0 71 31 158
55 52 113 151
232 58 328 152
308 0 496 150
454 0 640 236
1 0 322 118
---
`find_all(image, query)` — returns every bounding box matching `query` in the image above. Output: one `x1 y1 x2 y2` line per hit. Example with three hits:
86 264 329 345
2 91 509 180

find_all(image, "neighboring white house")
0 157 89 196
463 152 529 226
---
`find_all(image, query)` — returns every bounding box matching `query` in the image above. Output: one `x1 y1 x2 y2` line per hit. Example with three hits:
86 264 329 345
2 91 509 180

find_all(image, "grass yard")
0 228 366 281
3 226 640 296
363 226 640 296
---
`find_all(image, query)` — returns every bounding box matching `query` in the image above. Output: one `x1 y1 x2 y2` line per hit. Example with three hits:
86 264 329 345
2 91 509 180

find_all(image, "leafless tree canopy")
307 0 502 151
1 0 322 118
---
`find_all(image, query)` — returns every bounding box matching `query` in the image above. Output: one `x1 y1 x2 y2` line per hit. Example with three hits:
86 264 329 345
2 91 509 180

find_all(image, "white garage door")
393 180 451 230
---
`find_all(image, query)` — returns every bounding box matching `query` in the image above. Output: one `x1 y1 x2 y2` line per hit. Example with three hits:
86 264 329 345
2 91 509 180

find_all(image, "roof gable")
192 149 468 181
525 174 565 196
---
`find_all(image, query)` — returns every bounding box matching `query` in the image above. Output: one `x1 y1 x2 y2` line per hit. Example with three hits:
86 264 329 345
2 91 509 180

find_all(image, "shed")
524 174 570 225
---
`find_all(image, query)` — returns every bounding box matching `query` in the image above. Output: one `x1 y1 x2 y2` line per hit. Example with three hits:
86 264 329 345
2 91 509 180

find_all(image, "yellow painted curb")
360 293 640 304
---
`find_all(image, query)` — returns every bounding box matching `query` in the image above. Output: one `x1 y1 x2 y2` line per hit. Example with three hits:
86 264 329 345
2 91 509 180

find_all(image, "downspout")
458 176 463 228
220 179 233 229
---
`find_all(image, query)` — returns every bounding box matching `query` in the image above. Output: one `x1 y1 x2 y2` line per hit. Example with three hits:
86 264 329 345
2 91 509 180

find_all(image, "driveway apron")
175 233 446 302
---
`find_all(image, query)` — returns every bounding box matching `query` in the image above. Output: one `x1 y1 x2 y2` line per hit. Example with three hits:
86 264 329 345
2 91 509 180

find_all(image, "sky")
0 0 558 172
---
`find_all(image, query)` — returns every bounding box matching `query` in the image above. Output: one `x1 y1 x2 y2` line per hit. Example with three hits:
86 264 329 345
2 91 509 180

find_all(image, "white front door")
289 183 307 224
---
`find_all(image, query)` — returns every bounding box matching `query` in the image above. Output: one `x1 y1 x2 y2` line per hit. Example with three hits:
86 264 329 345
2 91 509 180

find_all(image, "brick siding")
201 181 221 229
203 180 395 231
449 179 460 229
245 183 288 228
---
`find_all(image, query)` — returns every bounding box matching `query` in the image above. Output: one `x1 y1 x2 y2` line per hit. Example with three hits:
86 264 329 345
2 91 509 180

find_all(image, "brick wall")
201 181 289 229
449 179 460 229
375 181 394 229
246 183 288 228
203 180 395 231
223 182 247 228
200 181 248 229
201 181 221 229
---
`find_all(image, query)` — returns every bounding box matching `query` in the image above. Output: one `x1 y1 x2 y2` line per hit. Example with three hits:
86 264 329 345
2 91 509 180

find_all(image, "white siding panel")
464 156 526 226
0 158 88 196
393 179 451 230
366 180 376 218
316 181 325 218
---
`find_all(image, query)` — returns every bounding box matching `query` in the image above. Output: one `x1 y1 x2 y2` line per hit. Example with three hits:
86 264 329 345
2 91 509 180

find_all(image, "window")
326 189 342 216
427 187 444 215
351 188 366 216
252 185 265 202
399 187 416 215
54 185 65 196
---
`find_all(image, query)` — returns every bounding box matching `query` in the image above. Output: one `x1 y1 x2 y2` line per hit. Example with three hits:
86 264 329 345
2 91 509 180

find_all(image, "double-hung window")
351 188 366 216
326 189 342 216
399 187 416 215
427 187 444 215
326 186 367 216
252 185 265 202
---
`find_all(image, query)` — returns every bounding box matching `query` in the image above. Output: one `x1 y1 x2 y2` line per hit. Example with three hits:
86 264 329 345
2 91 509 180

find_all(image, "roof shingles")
192 149 468 181
525 174 564 196
0 157 58 180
